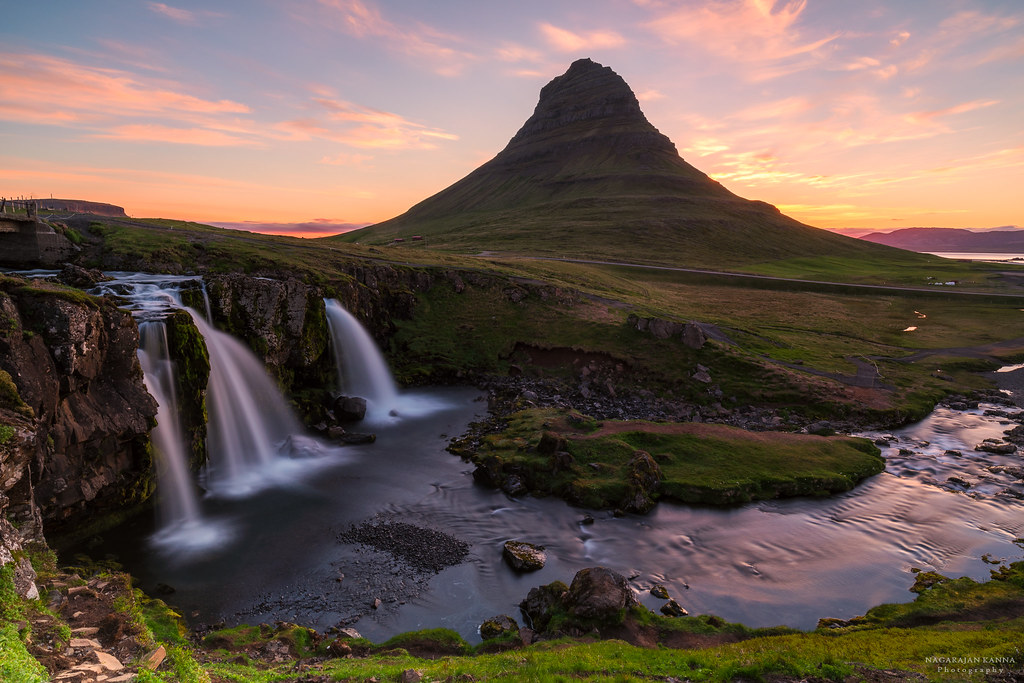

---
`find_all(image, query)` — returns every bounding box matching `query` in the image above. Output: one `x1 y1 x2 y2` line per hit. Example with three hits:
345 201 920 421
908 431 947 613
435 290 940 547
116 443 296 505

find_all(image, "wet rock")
503 540 546 572
333 395 367 422
660 599 688 617
622 450 661 513
57 264 108 289
519 580 568 632
976 440 1017 455
565 567 637 621
650 584 670 600
479 614 519 640
501 474 528 497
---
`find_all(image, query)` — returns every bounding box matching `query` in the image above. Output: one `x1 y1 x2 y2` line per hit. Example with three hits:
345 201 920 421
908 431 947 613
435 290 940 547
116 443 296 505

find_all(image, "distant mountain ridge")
333 59 907 269
860 227 1024 253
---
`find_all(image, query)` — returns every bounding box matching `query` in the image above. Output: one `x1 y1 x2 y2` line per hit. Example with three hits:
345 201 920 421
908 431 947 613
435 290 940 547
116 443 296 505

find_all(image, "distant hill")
332 59 910 269
860 227 1024 253
36 198 127 217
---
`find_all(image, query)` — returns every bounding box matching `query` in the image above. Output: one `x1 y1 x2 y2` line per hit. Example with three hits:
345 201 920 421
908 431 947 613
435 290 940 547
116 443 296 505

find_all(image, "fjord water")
97 274 1023 641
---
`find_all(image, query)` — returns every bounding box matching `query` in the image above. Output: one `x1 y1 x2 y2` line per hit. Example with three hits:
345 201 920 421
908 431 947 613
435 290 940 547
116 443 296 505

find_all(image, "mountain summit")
335 59 900 267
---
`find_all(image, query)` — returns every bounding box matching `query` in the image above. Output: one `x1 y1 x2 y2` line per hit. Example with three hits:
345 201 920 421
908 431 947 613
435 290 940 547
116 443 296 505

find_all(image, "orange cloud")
538 23 627 52
92 124 260 146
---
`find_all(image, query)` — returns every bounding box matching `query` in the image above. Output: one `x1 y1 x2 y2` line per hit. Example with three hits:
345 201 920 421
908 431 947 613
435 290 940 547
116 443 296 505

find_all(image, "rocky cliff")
0 276 157 546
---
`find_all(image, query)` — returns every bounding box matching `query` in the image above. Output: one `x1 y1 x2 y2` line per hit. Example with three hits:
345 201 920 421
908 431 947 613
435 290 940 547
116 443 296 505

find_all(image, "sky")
2 1 1022 237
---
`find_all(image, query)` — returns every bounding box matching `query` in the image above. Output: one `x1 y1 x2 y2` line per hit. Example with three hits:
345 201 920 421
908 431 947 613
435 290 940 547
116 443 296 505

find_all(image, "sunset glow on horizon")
3 1 1022 236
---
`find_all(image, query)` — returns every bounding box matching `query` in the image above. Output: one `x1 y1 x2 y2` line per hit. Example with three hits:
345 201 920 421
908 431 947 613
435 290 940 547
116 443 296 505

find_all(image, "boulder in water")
503 540 546 572
333 395 367 422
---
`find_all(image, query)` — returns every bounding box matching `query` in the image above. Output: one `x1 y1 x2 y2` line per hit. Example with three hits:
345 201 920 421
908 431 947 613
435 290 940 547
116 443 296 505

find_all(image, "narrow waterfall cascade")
324 299 400 420
137 322 202 532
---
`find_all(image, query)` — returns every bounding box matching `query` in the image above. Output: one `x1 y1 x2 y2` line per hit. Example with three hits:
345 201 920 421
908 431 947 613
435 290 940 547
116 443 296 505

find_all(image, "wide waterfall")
324 299 400 420
187 313 306 497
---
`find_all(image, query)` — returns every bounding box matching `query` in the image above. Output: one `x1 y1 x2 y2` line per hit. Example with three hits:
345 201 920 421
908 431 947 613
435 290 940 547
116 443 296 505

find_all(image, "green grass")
455 407 884 508
77 214 1024 424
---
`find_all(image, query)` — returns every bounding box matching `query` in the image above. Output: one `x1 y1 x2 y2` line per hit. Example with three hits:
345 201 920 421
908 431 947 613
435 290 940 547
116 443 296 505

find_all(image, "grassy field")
66 215 1024 424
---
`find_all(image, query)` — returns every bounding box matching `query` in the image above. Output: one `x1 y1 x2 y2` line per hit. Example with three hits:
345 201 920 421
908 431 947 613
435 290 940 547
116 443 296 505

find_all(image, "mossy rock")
479 614 520 640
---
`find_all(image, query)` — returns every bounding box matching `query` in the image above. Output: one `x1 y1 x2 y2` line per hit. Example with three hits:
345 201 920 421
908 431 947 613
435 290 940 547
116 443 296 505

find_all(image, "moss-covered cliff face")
200 265 436 418
0 276 157 540
164 310 210 471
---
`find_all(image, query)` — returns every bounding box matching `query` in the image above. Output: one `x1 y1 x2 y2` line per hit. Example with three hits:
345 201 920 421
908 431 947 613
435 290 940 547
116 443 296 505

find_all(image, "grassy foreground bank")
3 550 1023 682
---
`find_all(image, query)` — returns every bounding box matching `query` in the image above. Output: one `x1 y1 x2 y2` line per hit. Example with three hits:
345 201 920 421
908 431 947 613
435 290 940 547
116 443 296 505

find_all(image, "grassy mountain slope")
331 59 934 271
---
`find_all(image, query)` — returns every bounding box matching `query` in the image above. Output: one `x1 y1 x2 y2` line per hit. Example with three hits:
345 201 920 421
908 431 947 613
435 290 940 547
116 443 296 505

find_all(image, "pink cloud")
538 23 626 52
92 124 260 146
147 2 224 25
0 52 249 127
276 94 458 151
315 0 475 75
642 0 838 78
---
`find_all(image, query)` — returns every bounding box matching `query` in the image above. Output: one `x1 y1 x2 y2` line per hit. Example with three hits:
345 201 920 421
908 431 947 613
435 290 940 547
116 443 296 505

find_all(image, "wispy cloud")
92 124 259 147
641 0 838 79
147 2 223 25
278 93 459 150
0 52 249 127
314 0 475 75
538 22 626 52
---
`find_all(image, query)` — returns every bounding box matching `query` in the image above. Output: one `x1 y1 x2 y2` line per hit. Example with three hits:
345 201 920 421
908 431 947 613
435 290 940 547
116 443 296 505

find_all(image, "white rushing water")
137 322 202 529
324 299 401 420
189 311 307 497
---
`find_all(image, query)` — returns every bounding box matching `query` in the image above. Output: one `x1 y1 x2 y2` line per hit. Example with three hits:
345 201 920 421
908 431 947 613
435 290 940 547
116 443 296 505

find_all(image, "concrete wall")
0 218 76 266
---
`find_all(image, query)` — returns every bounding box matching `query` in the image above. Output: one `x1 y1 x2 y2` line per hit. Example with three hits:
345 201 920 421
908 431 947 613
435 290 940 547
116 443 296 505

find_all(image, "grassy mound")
452 407 884 509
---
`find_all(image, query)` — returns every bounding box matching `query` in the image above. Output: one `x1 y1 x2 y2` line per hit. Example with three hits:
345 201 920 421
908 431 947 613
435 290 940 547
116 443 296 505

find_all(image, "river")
90 383 1024 643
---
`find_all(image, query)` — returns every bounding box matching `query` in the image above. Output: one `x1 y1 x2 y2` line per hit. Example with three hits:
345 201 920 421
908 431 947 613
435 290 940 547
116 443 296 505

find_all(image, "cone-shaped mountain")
334 59 901 268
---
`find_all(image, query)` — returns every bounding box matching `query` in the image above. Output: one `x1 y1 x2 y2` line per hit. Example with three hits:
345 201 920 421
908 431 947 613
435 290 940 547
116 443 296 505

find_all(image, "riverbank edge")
3 548 1024 682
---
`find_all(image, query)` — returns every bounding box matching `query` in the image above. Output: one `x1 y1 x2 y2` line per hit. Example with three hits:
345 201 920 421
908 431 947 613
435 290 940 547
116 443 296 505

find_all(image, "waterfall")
96 273 337 553
324 299 400 420
138 322 202 530
188 312 304 496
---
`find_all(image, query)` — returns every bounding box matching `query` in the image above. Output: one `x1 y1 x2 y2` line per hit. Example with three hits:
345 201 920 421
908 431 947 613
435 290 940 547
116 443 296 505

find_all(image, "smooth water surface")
98 389 1023 642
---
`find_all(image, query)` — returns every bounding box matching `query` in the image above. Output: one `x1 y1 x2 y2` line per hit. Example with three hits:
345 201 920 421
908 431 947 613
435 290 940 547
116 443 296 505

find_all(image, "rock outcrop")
0 276 157 539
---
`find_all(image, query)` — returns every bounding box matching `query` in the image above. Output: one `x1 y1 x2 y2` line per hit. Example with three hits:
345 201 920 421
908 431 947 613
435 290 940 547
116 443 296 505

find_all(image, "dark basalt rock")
565 567 637 621
0 278 158 537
